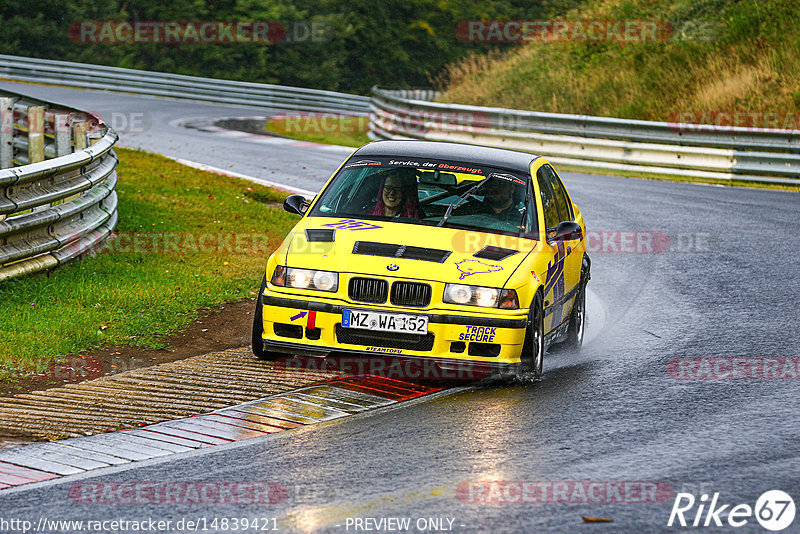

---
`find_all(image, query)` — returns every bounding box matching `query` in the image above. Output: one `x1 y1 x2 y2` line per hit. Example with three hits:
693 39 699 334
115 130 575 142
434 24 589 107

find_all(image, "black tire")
521 292 545 378
251 276 282 361
564 283 586 349
565 257 590 349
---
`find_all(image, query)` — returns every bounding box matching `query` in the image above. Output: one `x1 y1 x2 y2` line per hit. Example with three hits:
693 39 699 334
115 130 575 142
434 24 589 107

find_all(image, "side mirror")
283 194 310 216
550 221 582 242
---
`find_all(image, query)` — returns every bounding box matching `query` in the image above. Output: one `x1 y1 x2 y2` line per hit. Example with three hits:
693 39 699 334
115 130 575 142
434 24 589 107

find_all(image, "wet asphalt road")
1 81 798 533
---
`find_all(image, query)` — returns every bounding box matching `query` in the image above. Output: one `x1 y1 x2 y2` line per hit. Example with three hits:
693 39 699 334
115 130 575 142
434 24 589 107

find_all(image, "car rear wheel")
521 292 545 378
252 276 283 361
565 257 590 349
564 284 586 349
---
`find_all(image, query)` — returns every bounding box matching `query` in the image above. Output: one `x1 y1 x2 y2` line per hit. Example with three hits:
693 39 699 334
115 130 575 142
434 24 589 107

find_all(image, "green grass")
439 0 800 122
265 114 370 148
435 0 800 192
0 148 298 379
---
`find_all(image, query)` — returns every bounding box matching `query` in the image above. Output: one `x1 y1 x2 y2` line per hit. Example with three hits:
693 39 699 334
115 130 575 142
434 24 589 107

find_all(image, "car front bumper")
259 291 529 376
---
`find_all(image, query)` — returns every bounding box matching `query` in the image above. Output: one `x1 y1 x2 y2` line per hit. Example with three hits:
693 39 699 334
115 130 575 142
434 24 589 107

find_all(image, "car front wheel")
521 292 545 378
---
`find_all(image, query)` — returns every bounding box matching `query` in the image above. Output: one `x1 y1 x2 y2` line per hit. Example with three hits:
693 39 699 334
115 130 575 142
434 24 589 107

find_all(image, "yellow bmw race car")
252 140 590 379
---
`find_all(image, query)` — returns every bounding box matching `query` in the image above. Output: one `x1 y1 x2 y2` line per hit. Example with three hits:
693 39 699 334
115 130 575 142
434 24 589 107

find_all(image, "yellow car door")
534 161 584 333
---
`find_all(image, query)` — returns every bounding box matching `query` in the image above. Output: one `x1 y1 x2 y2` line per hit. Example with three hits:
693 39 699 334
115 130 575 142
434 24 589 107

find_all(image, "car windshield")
308 157 538 238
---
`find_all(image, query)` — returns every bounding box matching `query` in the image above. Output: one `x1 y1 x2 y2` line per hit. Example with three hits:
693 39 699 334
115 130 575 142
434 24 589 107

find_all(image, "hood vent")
305 229 336 242
352 241 452 263
473 245 519 261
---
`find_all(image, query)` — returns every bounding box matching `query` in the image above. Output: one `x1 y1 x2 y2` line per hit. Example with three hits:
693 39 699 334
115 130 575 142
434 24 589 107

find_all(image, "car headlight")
312 270 337 291
444 284 519 309
272 265 286 286
272 266 338 292
444 284 472 304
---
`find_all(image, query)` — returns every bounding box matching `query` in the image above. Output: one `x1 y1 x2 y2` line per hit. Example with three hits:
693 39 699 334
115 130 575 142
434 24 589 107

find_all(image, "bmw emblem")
387 264 399 272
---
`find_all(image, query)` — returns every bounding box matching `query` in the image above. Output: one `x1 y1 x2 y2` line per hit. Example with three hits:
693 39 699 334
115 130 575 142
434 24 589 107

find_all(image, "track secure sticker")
459 326 497 342
455 259 503 280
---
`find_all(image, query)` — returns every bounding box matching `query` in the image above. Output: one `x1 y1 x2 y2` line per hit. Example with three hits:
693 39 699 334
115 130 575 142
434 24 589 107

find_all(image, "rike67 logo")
668 490 795 531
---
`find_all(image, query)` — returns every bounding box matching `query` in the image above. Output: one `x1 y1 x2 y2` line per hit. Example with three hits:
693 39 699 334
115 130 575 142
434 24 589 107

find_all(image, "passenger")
370 169 419 218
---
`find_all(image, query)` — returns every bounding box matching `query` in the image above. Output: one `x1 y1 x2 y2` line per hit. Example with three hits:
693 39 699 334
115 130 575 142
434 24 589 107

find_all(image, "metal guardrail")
370 87 800 185
0 54 370 115
0 88 118 282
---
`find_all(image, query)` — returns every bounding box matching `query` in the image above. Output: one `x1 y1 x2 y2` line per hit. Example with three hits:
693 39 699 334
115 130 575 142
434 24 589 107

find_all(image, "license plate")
342 309 428 334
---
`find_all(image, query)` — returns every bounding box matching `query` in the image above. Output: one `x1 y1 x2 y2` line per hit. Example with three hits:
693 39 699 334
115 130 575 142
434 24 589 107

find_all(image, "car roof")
353 140 539 174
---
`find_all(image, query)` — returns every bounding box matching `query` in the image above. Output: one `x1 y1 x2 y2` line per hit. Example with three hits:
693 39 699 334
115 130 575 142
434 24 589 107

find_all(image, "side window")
537 167 560 230
327 169 375 214
525 189 539 238
544 165 573 222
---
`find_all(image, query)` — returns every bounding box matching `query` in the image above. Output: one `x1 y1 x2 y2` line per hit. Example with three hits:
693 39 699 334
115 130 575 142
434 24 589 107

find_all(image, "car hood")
282 217 531 286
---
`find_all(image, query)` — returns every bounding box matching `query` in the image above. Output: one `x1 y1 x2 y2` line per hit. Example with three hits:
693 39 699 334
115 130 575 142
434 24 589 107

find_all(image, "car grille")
390 281 432 307
335 324 435 351
352 241 451 263
349 277 388 303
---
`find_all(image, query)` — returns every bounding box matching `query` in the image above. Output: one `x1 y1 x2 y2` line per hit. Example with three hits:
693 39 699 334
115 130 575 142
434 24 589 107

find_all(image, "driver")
479 178 524 224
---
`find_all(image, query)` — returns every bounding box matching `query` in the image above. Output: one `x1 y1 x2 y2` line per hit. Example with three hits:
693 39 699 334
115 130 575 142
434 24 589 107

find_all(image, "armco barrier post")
27 105 48 213
27 105 44 164
72 121 87 151
0 97 13 169
60 119 89 205
54 113 71 157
